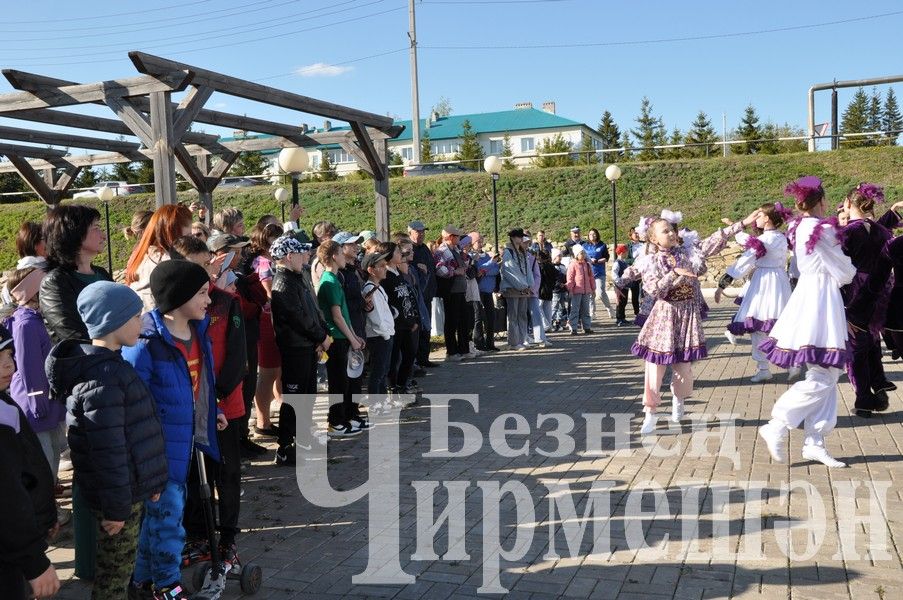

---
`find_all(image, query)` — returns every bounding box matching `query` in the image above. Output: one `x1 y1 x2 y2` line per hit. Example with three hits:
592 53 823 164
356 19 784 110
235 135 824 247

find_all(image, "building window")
521 137 535 152
310 153 320 169
329 150 352 164
401 147 413 161
489 140 502 154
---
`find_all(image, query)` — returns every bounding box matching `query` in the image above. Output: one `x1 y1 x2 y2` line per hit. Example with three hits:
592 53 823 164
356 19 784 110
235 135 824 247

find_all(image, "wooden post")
149 91 177 207
374 138 389 240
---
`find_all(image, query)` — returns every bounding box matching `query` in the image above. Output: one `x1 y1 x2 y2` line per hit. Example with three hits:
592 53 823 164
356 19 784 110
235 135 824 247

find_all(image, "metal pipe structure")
831 89 839 150
808 75 903 151
491 174 500 256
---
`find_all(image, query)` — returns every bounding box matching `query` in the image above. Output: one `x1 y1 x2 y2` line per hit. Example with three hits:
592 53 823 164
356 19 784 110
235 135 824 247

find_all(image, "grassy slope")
2 146 902 271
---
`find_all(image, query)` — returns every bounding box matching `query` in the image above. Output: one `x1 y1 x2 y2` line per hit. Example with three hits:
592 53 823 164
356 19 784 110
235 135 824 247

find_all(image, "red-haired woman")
124 205 192 311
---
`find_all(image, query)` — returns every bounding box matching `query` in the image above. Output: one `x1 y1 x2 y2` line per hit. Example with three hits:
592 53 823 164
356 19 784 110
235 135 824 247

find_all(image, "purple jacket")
3 307 64 433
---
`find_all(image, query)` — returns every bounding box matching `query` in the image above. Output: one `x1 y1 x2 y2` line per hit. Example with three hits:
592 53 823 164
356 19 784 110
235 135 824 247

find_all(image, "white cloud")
295 62 353 77
213 102 228 109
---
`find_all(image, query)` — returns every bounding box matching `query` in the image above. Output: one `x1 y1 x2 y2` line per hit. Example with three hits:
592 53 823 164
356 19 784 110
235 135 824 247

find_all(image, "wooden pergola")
0 51 403 238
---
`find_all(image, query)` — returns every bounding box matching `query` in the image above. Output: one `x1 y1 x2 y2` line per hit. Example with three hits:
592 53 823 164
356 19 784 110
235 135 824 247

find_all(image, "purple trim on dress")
631 341 708 365
744 236 766 259
758 337 850 369
727 317 777 335
733 297 743 306
634 314 647 327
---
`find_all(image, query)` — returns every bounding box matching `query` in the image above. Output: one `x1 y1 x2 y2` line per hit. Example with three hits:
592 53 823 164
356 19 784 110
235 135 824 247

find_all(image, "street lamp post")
278 147 309 214
96 186 115 275
274 187 289 222
605 164 622 249
483 156 503 255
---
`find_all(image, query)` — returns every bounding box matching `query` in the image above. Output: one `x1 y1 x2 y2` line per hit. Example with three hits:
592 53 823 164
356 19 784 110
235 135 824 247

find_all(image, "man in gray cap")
408 220 439 367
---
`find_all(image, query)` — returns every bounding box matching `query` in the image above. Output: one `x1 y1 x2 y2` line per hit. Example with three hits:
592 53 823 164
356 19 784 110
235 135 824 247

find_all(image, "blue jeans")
367 336 394 394
569 293 592 331
134 479 186 587
528 296 548 343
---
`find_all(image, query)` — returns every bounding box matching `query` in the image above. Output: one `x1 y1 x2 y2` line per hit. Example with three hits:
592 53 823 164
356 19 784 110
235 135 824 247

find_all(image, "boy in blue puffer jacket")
122 260 226 600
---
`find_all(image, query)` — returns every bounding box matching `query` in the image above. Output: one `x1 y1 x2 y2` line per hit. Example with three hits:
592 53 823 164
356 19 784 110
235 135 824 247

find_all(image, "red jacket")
566 260 594 295
207 287 248 420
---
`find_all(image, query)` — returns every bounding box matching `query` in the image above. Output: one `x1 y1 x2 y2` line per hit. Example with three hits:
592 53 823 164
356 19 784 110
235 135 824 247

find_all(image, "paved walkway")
51 306 903 599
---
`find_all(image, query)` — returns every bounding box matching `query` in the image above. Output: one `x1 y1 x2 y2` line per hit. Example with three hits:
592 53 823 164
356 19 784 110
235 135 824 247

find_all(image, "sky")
1 0 902 145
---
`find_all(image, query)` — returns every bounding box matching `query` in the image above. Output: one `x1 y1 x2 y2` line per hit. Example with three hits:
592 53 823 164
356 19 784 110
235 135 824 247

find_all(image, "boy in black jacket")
46 282 168 599
0 325 60 600
269 235 330 465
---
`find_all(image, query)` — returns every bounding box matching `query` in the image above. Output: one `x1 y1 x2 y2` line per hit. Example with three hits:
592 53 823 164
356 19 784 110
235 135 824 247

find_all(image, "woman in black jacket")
39 205 112 344
269 236 330 465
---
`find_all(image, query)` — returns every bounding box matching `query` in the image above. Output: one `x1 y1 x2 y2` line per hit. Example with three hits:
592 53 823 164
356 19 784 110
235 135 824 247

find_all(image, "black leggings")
389 327 419 390
278 346 317 448
326 338 352 427
443 292 470 356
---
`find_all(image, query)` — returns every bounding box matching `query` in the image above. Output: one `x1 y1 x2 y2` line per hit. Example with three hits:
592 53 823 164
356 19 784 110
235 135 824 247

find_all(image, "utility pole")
409 0 422 164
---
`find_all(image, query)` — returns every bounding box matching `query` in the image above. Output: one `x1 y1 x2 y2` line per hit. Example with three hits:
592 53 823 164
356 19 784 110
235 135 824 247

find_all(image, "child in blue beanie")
46 280 168 599
121 260 225 600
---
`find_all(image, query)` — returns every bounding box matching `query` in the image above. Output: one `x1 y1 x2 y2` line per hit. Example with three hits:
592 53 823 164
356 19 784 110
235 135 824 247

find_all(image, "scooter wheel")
240 563 263 594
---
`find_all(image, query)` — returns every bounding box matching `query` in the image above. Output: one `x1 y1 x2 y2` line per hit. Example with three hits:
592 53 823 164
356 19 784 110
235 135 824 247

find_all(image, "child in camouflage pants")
46 282 168 598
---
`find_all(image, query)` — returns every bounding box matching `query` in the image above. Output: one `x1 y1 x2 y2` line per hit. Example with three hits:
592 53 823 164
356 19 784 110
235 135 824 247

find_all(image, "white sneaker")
758 422 786 463
640 412 658 435
801 445 846 468
607 308 614 319
724 330 738 345
670 398 684 423
468 342 485 356
750 370 773 383
788 366 802 381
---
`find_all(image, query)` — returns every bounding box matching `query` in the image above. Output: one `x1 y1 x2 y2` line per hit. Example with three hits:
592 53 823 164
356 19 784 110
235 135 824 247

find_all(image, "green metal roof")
219 108 584 153
393 108 582 141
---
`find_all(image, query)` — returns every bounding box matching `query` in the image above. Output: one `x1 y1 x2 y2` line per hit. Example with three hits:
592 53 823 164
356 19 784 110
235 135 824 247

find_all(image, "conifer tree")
453 119 484 170
884 87 903 146
664 127 684 159
533 134 573 168
596 111 621 159
420 131 433 163
577 131 598 165
318 150 338 181
631 97 664 160
868 88 883 145
619 131 632 161
735 104 762 154
501 132 516 170
685 111 717 157
841 87 871 149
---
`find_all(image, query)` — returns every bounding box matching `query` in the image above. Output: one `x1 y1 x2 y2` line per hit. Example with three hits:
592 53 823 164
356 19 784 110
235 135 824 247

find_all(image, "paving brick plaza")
51 305 903 599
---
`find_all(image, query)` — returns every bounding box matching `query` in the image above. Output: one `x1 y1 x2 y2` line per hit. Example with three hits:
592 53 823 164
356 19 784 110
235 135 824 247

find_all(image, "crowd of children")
2 178 901 597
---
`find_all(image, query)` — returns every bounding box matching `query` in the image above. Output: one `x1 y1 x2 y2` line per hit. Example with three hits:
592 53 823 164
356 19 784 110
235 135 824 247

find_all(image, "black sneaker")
413 367 427 377
585 329 595 334
241 438 268 457
351 415 372 430
570 330 578 336
219 542 242 575
423 361 441 368
327 423 362 438
274 444 296 466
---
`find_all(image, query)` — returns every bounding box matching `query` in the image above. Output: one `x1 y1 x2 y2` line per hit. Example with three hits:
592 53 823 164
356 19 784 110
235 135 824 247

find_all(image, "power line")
421 9 903 50
1 6 405 68
2 0 378 56
1 0 216 24
0 0 292 34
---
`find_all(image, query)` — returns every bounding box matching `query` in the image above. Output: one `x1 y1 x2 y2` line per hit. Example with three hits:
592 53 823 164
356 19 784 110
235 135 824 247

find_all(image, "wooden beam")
0 71 193 113
173 145 206 190
349 121 383 181
173 84 214 141
0 124 142 154
373 137 389 239
0 142 68 160
207 151 238 182
338 140 374 176
6 152 57 204
130 51 393 130
104 97 154 145
149 91 177 206
1 107 218 146
53 164 82 194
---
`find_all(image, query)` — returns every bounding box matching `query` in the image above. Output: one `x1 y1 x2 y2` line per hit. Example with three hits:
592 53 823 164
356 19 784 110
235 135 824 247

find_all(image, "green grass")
3 146 903 271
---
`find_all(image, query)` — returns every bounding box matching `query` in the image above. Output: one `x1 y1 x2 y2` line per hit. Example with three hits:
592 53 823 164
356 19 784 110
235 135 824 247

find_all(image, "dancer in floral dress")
630 208 760 434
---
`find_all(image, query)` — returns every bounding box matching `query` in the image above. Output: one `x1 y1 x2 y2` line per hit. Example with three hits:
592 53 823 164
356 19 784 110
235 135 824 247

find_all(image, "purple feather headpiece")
772 201 793 221
851 182 885 204
784 176 824 206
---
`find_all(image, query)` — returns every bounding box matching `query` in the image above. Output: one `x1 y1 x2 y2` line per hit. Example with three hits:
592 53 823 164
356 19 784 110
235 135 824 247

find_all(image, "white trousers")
750 331 769 372
770 365 840 447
